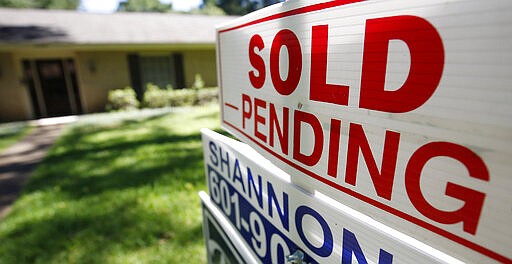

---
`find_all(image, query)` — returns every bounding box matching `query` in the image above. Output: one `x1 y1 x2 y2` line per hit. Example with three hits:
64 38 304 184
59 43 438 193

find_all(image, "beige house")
0 8 234 121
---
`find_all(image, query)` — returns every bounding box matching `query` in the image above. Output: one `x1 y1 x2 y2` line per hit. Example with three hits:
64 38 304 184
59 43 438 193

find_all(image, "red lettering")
405 142 489 235
242 94 252 129
327 119 342 177
270 29 302 96
360 15 444 113
249 34 266 89
254 98 267 142
269 103 289 155
345 123 400 200
310 25 349 106
293 110 323 166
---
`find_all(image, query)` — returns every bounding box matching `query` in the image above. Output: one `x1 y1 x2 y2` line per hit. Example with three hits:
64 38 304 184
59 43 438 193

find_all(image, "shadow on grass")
24 131 204 199
24 110 218 193
0 109 220 263
2 197 203 263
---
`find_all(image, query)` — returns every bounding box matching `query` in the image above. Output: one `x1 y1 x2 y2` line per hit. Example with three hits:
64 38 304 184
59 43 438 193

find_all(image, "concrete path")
0 117 75 219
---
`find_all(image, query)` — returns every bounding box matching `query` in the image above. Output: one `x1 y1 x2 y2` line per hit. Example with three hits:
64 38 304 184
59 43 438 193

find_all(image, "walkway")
0 117 75 219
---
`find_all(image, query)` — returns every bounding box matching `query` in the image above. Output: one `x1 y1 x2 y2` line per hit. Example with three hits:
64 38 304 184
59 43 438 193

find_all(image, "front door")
23 59 82 118
37 60 72 117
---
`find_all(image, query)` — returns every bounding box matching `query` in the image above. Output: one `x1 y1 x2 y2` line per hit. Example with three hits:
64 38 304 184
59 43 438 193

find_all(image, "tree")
117 0 172 13
0 0 79 9
190 1 226 16
217 0 256 15
200 0 283 16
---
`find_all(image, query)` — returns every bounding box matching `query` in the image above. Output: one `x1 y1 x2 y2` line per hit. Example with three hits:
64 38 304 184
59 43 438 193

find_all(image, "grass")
0 104 224 263
0 123 32 153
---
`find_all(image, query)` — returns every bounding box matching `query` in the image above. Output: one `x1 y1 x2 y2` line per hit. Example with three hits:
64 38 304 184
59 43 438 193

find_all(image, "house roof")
0 8 236 45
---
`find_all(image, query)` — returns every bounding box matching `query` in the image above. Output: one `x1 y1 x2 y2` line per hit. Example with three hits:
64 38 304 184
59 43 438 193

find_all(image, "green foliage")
106 87 140 111
117 0 172 12
0 105 222 263
192 74 205 90
108 83 218 111
141 83 218 109
0 0 33 8
222 0 256 15
199 0 283 15
168 87 218 107
142 83 170 108
197 88 219 105
190 1 226 16
168 89 197 107
0 0 79 9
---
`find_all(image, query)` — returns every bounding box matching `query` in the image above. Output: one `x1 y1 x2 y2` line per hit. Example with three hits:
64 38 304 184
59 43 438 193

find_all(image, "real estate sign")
202 128 460 263
216 0 512 263
201 191 257 264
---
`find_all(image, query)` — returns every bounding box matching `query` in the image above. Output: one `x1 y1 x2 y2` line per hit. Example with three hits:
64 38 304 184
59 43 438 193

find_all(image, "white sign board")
202 128 462 264
216 0 512 262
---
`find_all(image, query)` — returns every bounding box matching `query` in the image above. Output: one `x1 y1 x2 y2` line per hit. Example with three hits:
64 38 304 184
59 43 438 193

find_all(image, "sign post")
215 0 512 263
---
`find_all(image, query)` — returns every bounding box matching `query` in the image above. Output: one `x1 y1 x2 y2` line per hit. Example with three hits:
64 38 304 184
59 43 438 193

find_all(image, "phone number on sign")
206 140 394 264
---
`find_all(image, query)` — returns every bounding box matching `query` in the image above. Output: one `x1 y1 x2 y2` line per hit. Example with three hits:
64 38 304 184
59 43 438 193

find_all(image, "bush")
143 83 171 108
197 87 219 105
168 87 219 107
192 74 205 90
106 84 219 111
169 89 197 107
106 87 139 111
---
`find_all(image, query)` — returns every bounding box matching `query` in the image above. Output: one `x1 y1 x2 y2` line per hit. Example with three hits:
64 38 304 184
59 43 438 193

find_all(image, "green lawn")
0 105 222 263
0 123 31 153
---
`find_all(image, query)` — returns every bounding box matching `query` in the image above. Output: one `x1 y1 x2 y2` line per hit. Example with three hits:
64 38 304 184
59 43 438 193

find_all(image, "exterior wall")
183 50 218 88
71 49 217 114
75 49 217 113
75 51 131 113
0 47 218 120
0 53 31 121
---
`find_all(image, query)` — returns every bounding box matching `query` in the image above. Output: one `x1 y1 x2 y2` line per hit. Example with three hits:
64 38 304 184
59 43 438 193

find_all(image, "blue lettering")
209 141 218 166
232 159 246 192
378 249 393 264
267 182 289 231
295 206 333 257
247 167 263 208
342 229 393 264
219 147 230 176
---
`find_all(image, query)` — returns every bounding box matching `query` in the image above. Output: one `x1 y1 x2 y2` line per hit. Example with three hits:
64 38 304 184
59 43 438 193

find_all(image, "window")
140 56 176 89
128 53 184 100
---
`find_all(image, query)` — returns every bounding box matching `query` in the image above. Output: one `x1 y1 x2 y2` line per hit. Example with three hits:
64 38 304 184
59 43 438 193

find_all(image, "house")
0 8 235 121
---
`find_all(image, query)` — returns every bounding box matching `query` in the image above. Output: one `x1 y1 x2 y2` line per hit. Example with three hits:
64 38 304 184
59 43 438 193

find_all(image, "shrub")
107 83 219 111
197 87 219 105
167 87 219 107
169 89 197 107
143 83 170 108
192 74 205 90
106 87 139 111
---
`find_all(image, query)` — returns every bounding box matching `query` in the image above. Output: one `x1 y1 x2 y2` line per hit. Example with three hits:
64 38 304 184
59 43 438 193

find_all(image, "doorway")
23 59 82 118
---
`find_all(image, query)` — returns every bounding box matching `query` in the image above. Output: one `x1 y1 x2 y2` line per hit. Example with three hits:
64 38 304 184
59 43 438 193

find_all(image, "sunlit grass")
0 104 223 263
